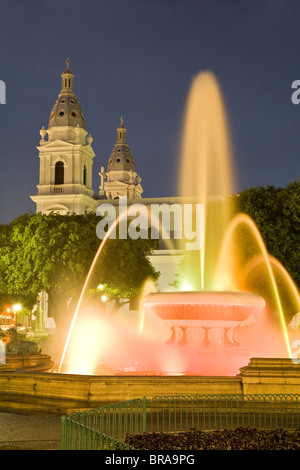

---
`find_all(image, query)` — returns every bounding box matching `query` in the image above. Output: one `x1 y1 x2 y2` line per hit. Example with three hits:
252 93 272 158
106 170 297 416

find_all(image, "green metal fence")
61 397 145 450
60 394 300 450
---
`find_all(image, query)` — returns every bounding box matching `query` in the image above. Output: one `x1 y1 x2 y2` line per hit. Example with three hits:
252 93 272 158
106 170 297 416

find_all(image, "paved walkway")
0 410 62 450
0 334 63 450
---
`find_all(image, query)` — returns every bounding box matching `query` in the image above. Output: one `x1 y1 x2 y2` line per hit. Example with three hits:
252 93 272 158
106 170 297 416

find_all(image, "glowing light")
101 295 108 302
59 70 297 377
12 304 22 311
179 70 236 290
63 313 112 375
58 210 129 372
139 278 157 334
59 204 175 372
180 281 194 292
215 213 293 358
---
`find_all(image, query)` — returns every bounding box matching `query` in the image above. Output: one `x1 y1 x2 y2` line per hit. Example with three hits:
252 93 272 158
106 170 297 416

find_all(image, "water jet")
0 70 299 415
58 70 299 378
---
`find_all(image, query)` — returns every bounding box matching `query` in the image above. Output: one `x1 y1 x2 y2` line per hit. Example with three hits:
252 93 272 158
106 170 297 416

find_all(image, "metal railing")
61 397 145 450
60 394 300 450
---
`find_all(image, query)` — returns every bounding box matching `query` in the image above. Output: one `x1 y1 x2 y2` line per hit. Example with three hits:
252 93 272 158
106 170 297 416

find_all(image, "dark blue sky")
0 0 299 223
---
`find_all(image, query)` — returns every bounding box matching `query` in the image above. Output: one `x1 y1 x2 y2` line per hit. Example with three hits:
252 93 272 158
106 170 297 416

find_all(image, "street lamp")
12 304 22 312
12 304 22 328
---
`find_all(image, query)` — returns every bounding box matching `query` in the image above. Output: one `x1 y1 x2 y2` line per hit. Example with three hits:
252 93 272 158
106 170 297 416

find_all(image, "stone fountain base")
1 353 54 372
0 358 298 414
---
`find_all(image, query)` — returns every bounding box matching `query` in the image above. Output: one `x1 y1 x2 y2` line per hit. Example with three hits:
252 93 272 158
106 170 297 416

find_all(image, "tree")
0 212 101 328
236 182 300 288
0 214 38 311
88 233 160 312
0 212 160 330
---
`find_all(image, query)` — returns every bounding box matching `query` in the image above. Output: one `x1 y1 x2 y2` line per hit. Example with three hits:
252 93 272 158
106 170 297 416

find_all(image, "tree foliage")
236 182 300 288
0 212 160 324
89 233 160 311
0 182 297 327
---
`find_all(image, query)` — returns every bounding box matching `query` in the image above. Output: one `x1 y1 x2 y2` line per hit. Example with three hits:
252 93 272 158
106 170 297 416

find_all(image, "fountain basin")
143 291 266 350
144 291 265 321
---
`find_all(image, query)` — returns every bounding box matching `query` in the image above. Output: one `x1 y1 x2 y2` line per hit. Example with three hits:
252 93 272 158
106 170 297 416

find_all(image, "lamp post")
12 303 22 329
31 294 48 340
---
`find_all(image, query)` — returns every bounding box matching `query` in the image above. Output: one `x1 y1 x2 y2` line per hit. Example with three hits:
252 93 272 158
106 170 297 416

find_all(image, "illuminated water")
59 71 299 376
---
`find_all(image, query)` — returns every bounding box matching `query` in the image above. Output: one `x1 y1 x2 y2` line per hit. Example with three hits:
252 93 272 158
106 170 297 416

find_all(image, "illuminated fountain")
140 71 298 374
59 71 299 377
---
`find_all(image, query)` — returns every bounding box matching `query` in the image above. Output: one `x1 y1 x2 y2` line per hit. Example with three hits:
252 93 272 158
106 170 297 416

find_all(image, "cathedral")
30 61 182 327
31 60 143 214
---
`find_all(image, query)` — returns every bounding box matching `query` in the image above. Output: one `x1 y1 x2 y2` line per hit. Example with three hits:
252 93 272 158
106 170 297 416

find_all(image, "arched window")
55 161 64 185
83 165 87 186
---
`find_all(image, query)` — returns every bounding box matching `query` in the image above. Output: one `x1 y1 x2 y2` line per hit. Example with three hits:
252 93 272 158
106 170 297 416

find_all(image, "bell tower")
31 60 98 214
101 117 143 199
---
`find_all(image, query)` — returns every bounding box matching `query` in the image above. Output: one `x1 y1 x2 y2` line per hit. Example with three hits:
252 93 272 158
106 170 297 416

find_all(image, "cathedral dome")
48 59 86 129
107 117 136 172
48 95 85 129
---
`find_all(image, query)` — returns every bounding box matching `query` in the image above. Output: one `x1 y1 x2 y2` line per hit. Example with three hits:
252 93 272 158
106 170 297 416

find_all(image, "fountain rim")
143 290 266 307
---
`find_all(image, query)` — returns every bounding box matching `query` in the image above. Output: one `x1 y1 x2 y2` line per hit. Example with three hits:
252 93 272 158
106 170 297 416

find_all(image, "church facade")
30 62 182 327
31 61 144 214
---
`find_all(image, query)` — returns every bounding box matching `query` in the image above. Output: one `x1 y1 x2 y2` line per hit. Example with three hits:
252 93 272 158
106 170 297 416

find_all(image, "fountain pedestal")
166 320 242 349
144 290 265 350
141 290 267 376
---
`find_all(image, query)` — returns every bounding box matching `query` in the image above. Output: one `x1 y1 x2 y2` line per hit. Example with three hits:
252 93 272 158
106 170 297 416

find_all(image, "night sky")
0 0 299 224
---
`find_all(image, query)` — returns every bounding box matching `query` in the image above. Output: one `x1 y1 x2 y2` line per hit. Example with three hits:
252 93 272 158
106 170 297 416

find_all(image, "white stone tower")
31 59 98 214
100 117 143 199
